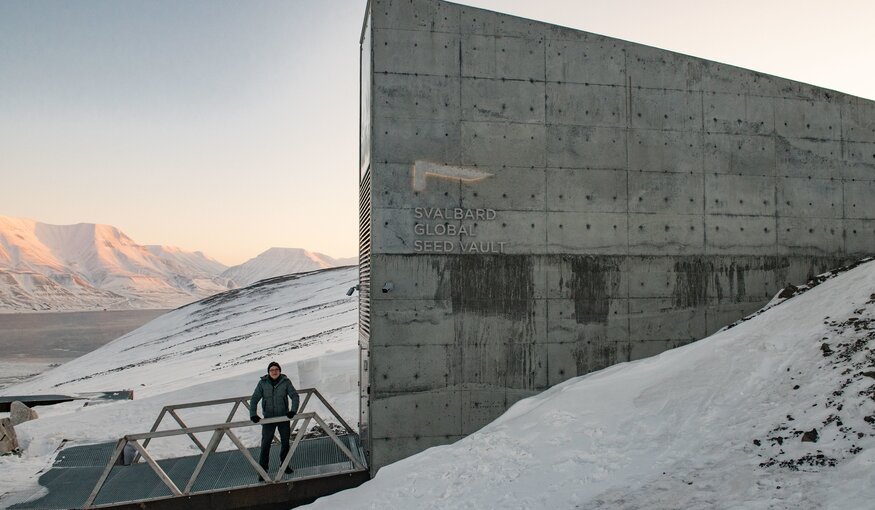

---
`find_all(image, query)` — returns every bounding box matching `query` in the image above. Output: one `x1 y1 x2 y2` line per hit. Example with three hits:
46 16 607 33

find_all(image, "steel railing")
139 388 355 454
83 388 363 509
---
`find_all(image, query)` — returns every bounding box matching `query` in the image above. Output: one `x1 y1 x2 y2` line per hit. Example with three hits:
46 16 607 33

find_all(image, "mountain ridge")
0 216 356 312
220 247 357 287
0 216 232 312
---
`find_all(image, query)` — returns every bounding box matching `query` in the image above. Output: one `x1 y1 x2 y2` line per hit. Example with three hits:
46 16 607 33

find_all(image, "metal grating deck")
9 435 367 509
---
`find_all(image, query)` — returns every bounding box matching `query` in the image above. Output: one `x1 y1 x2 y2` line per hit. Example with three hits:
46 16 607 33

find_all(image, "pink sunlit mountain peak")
0 216 357 312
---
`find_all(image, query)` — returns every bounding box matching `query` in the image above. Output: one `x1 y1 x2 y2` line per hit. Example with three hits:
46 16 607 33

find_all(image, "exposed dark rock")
777 284 798 299
801 429 819 442
0 418 18 454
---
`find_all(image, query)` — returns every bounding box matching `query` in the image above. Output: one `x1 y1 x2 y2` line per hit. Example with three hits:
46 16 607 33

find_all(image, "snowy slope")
5 266 357 398
0 216 231 312
302 261 875 510
4 261 874 509
222 247 357 287
0 266 359 504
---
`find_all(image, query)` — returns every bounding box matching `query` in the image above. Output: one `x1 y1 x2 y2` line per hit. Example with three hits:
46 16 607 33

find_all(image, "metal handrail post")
128 440 182 496
183 429 224 494
225 399 242 423
137 407 169 463
311 414 366 471
82 438 127 509
142 407 168 448
168 408 206 452
298 390 313 414
276 416 312 481
224 428 271 482
311 388 355 434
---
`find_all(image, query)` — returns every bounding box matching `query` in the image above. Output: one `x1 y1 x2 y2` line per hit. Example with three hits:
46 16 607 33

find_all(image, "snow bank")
4 258 874 509
304 260 875 510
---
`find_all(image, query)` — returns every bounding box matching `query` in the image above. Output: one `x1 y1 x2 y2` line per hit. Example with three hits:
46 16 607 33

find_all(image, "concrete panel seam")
625 52 633 343
376 70 461 79
460 75 547 84
546 79 627 88
372 26 460 36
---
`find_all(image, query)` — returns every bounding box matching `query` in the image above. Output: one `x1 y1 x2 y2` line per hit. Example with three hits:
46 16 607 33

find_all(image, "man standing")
250 361 300 478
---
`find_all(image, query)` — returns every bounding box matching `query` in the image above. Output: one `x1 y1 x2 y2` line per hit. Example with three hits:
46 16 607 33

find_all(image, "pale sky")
1 0 872 266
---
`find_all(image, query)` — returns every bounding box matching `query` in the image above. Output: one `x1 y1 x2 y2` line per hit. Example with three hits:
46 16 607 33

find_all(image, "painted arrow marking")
412 161 493 191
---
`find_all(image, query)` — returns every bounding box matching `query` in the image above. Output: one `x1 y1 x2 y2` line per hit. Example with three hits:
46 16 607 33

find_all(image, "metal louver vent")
358 166 371 338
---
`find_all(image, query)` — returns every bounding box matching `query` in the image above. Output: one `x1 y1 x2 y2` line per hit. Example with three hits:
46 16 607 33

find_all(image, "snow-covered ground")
0 266 359 506
302 260 875 510
3 260 875 509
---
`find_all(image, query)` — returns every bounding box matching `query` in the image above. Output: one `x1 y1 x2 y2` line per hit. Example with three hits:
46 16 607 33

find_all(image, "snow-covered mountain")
222 247 357 287
144 245 228 276
0 216 232 312
0 215 357 311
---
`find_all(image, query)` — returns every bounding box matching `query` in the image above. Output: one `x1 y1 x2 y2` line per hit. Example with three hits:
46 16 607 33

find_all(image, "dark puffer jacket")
250 374 300 419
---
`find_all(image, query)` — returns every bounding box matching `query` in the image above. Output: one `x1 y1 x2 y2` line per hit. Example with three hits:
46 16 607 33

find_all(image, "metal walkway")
6 390 369 510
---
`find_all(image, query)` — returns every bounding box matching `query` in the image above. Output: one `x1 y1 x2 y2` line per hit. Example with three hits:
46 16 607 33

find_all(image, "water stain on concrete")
673 258 711 308
449 255 534 320
573 336 618 375
569 256 622 325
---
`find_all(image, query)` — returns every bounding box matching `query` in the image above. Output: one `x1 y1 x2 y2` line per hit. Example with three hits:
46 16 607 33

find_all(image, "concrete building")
357 0 875 473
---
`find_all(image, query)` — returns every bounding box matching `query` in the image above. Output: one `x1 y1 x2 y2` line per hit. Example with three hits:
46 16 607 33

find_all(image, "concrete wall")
359 0 875 472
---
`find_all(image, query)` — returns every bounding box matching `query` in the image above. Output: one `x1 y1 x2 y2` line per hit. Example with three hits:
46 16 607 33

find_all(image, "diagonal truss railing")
83 389 363 509
140 388 354 453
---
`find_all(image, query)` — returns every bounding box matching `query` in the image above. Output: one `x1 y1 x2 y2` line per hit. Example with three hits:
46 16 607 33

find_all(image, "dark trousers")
259 421 290 471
